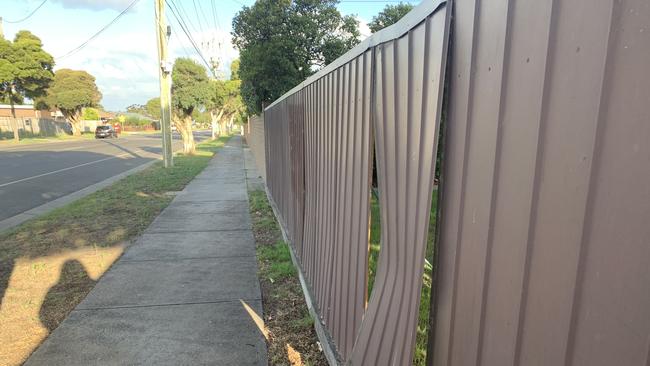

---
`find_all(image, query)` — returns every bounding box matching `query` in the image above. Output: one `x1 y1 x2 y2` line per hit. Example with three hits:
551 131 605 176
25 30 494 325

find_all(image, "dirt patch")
248 190 327 366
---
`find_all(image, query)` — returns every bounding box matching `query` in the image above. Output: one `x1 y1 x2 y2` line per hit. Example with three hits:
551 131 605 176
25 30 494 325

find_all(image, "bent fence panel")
431 0 650 365
264 0 450 364
261 0 650 364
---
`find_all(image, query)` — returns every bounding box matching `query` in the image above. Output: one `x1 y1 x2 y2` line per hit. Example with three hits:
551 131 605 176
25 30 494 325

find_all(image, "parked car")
95 125 118 138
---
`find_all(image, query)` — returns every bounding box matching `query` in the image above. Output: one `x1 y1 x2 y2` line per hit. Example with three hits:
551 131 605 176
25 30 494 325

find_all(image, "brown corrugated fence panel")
350 6 451 365
264 1 450 363
246 115 266 181
431 0 650 365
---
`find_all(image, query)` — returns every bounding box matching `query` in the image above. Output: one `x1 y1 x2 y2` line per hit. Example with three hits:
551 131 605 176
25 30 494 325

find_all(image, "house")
0 104 51 118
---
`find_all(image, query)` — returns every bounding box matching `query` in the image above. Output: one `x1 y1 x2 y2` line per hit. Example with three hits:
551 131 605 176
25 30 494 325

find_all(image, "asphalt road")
0 131 210 222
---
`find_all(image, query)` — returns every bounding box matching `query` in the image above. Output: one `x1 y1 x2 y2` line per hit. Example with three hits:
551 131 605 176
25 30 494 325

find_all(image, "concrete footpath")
25 136 267 365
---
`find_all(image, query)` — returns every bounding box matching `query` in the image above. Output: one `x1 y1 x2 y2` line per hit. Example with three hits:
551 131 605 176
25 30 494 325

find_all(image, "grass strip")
0 135 230 366
248 189 327 366
0 132 96 145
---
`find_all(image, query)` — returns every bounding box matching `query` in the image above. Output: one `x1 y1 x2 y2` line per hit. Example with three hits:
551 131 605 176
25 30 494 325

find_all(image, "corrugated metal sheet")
264 1 450 364
430 0 650 365
244 115 266 180
350 6 451 365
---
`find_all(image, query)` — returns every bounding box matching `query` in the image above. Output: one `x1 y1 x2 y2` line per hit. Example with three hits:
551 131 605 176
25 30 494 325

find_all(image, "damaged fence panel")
263 0 450 364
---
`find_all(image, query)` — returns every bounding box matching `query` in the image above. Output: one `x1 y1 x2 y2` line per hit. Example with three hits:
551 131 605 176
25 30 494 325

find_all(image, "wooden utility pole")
154 0 173 167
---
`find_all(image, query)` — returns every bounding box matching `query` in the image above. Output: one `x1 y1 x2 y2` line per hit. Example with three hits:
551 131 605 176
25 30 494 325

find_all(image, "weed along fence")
258 0 650 365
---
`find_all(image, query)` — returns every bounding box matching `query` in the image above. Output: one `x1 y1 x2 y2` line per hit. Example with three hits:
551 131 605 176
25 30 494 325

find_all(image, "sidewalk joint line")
74 298 263 311
146 228 251 233
119 254 255 263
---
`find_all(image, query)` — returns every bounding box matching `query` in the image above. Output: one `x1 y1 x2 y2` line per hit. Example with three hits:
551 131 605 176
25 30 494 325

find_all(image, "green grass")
0 132 96 144
367 191 438 365
0 135 231 366
257 241 297 282
247 189 328 365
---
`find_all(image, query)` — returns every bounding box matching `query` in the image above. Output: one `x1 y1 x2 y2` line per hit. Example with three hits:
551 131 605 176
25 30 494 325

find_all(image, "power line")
192 0 206 35
176 0 200 35
165 13 191 58
195 0 213 33
56 0 140 60
165 0 214 77
210 0 221 30
4 0 48 23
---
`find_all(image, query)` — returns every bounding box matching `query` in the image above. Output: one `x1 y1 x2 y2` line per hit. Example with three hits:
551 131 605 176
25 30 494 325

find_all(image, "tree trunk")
66 111 83 136
210 109 224 140
174 114 195 154
228 114 235 133
9 100 20 142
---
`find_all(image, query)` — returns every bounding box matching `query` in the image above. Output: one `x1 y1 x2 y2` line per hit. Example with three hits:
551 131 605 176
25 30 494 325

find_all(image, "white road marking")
0 151 142 188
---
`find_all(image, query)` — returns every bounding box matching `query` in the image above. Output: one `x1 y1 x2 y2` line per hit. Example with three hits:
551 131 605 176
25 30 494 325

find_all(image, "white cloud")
357 17 372 39
51 27 161 110
51 0 137 12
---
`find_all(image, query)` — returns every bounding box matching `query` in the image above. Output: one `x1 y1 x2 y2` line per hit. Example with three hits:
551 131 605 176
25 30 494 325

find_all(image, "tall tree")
171 58 209 154
207 61 244 139
0 31 54 141
232 0 360 114
145 97 161 120
44 69 101 136
368 2 414 33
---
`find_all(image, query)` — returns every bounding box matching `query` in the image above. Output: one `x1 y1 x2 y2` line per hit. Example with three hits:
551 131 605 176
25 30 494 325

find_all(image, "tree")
45 69 102 136
368 2 414 33
145 97 161 120
126 104 147 115
207 61 244 139
171 58 210 154
230 59 240 80
82 107 100 120
232 0 360 114
0 31 54 141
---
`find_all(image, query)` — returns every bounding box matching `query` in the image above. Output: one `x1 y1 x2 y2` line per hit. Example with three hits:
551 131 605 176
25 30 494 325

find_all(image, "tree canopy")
172 58 210 116
126 103 147 115
82 107 100 120
230 59 240 80
145 97 161 120
0 30 55 140
231 0 360 114
171 58 210 154
368 2 414 33
45 69 101 135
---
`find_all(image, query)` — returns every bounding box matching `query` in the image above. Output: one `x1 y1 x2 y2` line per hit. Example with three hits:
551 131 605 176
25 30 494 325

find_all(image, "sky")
1 0 418 111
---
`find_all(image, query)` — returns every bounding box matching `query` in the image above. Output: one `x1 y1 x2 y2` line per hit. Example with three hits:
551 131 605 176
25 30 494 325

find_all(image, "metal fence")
431 0 650 365
259 0 650 365
244 115 266 181
264 0 450 364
